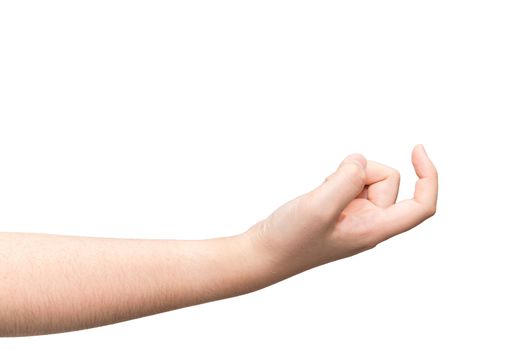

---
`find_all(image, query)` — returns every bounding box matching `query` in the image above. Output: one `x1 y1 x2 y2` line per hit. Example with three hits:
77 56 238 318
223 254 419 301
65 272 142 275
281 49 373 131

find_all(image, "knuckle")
391 169 401 181
423 204 437 218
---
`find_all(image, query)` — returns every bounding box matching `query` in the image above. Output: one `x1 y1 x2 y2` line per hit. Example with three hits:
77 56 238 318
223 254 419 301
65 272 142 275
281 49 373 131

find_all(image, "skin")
0 144 438 337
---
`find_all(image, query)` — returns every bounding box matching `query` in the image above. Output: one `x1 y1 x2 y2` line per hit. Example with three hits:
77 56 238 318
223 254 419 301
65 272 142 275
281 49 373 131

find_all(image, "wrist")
238 220 302 287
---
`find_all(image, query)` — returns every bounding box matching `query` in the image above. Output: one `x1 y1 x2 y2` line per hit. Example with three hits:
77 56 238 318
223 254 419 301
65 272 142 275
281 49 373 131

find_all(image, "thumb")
311 154 367 218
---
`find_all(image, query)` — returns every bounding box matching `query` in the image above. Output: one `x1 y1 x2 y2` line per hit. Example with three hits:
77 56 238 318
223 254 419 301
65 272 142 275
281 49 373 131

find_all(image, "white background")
1 1 523 348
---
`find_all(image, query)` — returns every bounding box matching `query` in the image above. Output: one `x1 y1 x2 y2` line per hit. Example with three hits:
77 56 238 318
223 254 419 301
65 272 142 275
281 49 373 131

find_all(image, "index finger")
374 144 438 241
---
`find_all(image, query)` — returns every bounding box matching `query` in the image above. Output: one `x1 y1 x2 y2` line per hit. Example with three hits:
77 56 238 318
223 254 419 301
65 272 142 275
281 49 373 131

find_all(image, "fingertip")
412 144 437 179
416 144 427 156
411 144 438 210
345 153 367 169
412 144 426 163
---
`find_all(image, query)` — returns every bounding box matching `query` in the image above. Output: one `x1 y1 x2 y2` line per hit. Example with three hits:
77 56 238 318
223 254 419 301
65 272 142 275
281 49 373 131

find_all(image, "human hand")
0 145 437 336
247 144 438 277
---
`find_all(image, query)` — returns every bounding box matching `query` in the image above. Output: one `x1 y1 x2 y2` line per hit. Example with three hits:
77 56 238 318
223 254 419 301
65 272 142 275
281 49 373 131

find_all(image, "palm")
338 197 383 236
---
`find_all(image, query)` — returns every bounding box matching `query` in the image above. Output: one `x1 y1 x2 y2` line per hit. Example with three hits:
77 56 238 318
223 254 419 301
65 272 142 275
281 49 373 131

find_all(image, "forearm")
0 227 276 337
